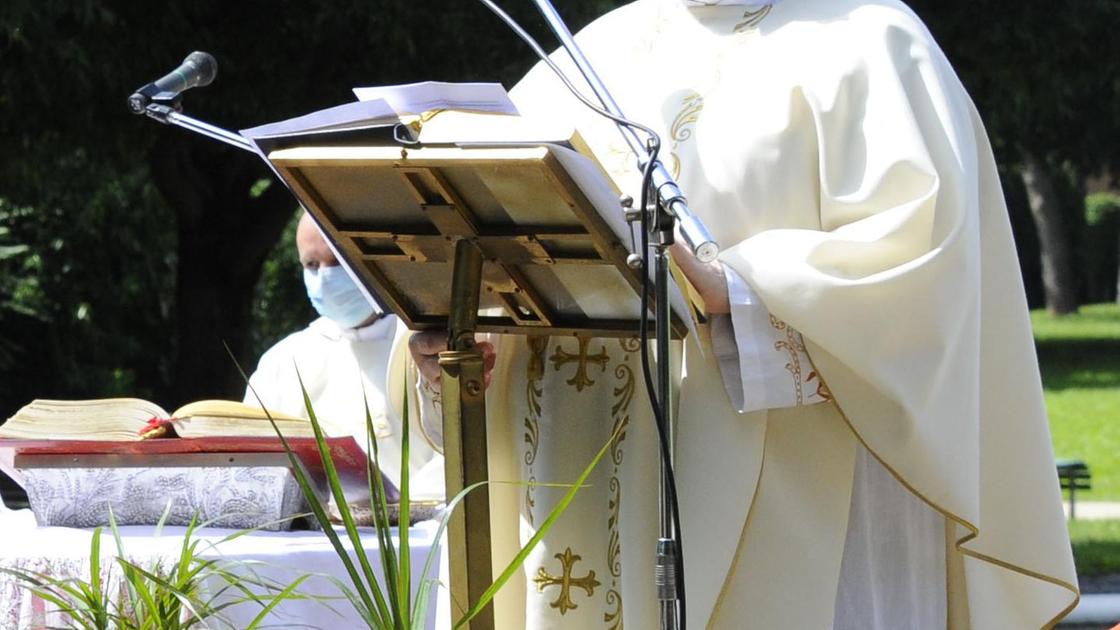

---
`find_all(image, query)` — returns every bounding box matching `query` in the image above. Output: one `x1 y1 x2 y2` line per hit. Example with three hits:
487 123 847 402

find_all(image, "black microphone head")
183 51 217 88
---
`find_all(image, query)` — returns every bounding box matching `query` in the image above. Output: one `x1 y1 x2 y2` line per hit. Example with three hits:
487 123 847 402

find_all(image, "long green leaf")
242 573 312 630
1 571 88 625
109 506 143 619
113 561 214 627
233 349 385 623
397 378 411 629
416 479 488 619
295 366 394 626
87 526 109 629
363 385 400 626
121 566 160 628
410 577 437 630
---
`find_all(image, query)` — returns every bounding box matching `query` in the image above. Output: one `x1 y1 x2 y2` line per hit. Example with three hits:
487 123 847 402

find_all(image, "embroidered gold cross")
549 338 609 392
533 547 601 615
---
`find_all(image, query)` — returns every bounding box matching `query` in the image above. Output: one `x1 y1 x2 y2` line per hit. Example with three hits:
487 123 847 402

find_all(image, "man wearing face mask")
244 212 444 502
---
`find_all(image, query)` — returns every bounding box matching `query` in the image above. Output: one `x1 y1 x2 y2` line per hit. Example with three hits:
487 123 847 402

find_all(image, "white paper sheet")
352 81 517 116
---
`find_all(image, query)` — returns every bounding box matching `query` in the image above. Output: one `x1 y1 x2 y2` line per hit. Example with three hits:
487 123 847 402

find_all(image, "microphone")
128 51 218 114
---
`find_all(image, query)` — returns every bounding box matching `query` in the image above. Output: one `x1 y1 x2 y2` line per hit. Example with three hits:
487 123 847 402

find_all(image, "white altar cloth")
0 507 447 629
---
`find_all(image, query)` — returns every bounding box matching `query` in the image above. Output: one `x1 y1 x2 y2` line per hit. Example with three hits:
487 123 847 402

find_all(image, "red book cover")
0 435 399 504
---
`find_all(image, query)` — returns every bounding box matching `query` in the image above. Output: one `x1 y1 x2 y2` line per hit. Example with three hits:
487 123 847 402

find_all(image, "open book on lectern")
242 84 698 340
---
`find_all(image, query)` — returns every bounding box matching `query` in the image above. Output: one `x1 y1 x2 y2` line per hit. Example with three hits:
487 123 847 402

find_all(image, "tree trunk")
148 133 298 408
1020 153 1080 315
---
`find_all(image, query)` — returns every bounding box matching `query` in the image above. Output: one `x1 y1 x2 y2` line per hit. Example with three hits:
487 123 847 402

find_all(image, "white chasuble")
390 0 1078 627
492 0 1079 627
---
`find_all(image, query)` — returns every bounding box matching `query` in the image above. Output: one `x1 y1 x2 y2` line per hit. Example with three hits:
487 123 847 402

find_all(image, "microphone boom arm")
143 103 256 153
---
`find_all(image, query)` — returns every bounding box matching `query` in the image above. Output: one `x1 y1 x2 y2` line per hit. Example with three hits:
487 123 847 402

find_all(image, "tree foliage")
0 0 1115 418
0 0 621 417
909 0 1120 311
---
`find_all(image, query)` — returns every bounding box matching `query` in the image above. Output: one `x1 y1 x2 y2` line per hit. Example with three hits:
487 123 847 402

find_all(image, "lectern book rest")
245 107 698 341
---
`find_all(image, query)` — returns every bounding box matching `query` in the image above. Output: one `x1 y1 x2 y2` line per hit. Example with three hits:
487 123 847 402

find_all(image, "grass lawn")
1070 519 1120 578
1032 303 1120 577
1032 303 1120 501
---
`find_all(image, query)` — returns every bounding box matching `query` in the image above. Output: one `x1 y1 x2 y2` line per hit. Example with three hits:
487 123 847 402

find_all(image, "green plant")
245 365 620 629
0 508 306 629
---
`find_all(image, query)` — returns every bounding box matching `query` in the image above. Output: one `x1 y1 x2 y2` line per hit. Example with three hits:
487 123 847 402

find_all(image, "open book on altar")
242 82 699 340
0 398 314 440
0 400 394 529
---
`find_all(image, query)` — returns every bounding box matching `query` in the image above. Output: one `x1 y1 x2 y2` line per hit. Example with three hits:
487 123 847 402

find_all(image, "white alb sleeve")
711 264 828 413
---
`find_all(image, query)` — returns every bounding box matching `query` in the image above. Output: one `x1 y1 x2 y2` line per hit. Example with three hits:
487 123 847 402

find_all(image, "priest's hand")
408 330 496 390
669 241 731 314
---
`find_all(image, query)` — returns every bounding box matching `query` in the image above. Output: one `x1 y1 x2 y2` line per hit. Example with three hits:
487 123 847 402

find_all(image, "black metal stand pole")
654 235 679 630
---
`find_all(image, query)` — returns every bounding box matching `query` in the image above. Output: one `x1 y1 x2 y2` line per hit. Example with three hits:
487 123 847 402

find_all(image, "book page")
171 416 315 439
416 109 572 146
171 400 313 439
240 99 401 139
0 398 168 441
352 81 517 116
243 82 518 141
172 400 303 421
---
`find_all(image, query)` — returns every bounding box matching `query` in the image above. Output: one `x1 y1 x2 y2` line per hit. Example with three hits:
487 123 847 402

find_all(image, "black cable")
637 141 687 628
474 0 662 161
476 1 687 626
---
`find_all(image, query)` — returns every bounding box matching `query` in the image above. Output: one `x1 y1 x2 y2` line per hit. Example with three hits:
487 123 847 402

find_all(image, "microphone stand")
529 0 717 265
139 96 256 154
527 3 720 629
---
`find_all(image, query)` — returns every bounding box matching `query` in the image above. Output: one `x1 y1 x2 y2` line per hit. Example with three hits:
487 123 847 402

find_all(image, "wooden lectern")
264 137 688 628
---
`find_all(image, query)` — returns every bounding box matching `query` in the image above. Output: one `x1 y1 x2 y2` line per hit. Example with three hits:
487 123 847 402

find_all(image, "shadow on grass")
1035 339 1120 390
1071 519 1120 577
1074 539 1120 577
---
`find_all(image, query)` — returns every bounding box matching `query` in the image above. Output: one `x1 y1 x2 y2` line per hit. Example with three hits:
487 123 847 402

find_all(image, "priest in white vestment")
406 0 1078 627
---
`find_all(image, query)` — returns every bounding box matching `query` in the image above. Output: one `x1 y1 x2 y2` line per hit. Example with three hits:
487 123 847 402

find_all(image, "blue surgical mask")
303 265 378 328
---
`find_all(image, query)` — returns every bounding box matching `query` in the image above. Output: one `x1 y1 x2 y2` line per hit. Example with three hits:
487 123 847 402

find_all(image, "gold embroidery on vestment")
620 337 641 353
612 364 636 422
605 588 624 629
734 4 772 33
770 315 806 404
604 345 636 625
668 92 704 180
607 477 623 578
523 416 540 467
524 336 549 524
550 337 609 391
806 370 833 401
534 547 602 615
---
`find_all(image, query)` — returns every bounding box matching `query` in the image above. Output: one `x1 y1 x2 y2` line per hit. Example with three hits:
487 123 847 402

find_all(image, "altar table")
0 507 448 629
